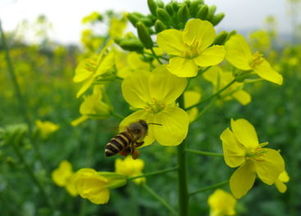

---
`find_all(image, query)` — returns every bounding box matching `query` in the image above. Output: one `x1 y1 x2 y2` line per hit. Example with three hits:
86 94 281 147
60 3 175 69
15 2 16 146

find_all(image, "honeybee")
105 120 160 159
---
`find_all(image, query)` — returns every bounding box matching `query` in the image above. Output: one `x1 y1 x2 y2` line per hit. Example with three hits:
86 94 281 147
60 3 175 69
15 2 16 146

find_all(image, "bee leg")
135 141 144 148
132 150 140 159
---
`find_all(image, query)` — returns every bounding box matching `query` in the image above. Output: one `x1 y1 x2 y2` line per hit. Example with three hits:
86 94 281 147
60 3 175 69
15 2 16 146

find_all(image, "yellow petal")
157 29 187 56
88 189 110 204
51 160 73 187
153 106 189 146
150 66 187 104
254 58 283 85
121 71 152 108
194 45 225 67
203 66 221 86
95 51 115 76
73 56 97 83
183 19 215 51
76 78 94 98
167 57 198 77
230 161 256 199
231 119 259 149
232 90 251 105
184 90 202 108
119 110 155 147
225 34 252 70
254 148 285 185
208 189 237 216
279 171 290 182
220 128 245 168
275 180 287 193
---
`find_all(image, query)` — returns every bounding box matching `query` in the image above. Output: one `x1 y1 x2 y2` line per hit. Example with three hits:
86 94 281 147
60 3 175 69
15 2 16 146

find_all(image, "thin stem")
189 180 229 197
111 111 124 119
177 95 189 216
128 167 178 181
142 184 177 216
150 47 163 64
185 79 236 111
186 149 223 157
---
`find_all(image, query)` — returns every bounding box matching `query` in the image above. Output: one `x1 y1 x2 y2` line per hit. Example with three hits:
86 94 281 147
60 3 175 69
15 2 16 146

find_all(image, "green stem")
185 79 236 111
150 47 163 64
186 149 223 157
177 95 189 216
142 184 177 216
111 111 124 119
128 167 178 181
189 180 229 196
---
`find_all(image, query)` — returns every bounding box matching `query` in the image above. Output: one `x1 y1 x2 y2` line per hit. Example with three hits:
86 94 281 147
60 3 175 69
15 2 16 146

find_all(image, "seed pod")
154 20 167 33
116 38 144 53
137 22 153 49
213 31 228 45
147 0 157 16
196 4 208 20
212 13 225 26
157 8 171 25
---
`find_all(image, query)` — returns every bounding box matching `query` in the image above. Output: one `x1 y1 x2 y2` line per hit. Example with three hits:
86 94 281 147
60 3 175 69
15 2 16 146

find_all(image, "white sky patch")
0 0 294 44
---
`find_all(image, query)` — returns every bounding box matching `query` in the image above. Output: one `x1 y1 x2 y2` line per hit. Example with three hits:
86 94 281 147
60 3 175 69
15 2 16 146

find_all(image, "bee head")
127 120 148 135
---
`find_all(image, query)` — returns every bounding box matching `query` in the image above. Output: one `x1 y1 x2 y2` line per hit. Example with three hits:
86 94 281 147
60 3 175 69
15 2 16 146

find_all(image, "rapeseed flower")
274 171 289 193
120 65 189 146
157 19 225 77
220 119 285 198
225 34 283 85
208 189 236 216
35 120 59 139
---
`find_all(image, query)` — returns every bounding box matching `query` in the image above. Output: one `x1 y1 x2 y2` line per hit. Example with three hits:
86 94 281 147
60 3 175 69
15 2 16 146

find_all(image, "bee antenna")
147 122 162 126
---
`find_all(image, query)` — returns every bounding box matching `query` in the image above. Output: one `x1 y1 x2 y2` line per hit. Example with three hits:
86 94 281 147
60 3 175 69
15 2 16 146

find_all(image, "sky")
0 0 294 44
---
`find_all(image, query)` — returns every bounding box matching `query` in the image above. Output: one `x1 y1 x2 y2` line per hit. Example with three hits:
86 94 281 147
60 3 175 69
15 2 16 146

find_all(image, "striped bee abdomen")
105 132 132 157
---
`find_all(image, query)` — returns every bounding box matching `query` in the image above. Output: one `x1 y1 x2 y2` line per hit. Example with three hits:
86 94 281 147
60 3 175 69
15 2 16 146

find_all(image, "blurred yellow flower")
203 66 251 105
274 171 290 193
184 90 202 122
249 30 271 51
73 168 127 205
220 119 285 198
109 17 127 39
208 189 236 216
35 120 59 139
120 65 189 146
225 34 283 85
157 19 225 77
115 156 145 184
51 160 77 196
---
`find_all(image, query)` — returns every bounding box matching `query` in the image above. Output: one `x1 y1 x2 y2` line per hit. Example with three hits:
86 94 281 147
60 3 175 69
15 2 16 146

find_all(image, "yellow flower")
208 189 237 216
274 171 289 193
109 16 127 39
225 34 283 85
157 19 225 77
184 90 202 122
35 120 59 139
203 66 251 105
73 168 127 205
73 42 115 98
220 119 285 198
51 160 77 196
249 30 271 51
115 156 145 184
120 66 189 146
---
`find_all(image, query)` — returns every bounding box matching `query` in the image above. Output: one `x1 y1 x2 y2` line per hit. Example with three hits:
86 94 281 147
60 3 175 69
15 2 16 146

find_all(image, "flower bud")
212 13 225 25
165 2 175 16
137 22 153 49
157 8 171 25
206 5 217 21
127 13 139 27
177 4 191 23
154 19 167 33
196 4 208 20
115 38 144 53
213 31 228 45
189 0 204 17
147 0 157 16
156 0 164 8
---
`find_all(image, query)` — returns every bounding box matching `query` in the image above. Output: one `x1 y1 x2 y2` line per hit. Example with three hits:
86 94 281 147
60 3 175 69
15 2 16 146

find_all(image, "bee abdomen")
105 132 132 157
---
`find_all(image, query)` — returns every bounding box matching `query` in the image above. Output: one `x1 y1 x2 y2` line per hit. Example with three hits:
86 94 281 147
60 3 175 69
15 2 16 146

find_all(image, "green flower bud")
157 0 164 8
213 31 228 45
212 13 225 25
172 1 180 12
206 5 217 21
154 19 167 33
147 0 158 16
157 8 171 25
196 4 208 20
127 13 140 27
165 2 175 16
189 0 204 17
178 5 191 23
115 38 144 53
137 22 153 49
140 17 154 27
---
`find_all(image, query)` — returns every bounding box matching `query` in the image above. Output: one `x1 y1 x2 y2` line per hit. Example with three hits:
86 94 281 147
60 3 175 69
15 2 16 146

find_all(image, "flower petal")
88 189 110 204
167 57 198 77
119 110 155 147
121 71 152 108
275 180 287 193
230 161 256 199
157 29 187 56
220 128 245 168
225 34 252 70
150 66 187 104
254 148 285 185
254 58 283 85
153 106 189 146
183 19 215 51
76 78 94 98
232 90 251 105
194 45 225 67
231 119 259 149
